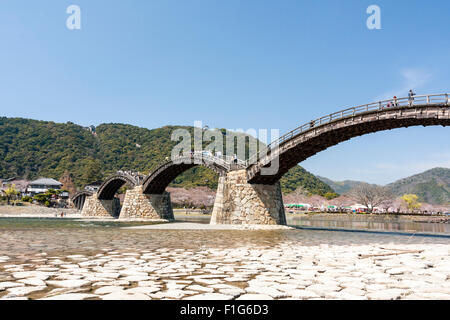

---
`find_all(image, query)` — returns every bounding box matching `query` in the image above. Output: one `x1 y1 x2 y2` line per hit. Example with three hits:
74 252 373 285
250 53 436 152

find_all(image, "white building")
26 178 62 195
84 180 103 193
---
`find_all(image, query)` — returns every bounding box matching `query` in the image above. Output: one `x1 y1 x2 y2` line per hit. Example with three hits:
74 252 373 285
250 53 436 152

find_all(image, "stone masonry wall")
210 170 286 225
119 186 174 220
81 194 120 218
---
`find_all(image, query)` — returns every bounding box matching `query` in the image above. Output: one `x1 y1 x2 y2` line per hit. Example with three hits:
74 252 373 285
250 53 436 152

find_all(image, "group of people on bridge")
309 90 418 129
386 89 416 108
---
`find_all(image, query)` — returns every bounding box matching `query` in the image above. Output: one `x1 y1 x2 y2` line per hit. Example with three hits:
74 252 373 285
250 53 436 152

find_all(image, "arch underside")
143 159 228 194
97 175 138 200
71 191 93 210
247 107 450 184
70 191 93 203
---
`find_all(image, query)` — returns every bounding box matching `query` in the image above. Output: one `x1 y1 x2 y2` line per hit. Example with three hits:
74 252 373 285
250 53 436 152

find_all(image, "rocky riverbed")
0 218 449 300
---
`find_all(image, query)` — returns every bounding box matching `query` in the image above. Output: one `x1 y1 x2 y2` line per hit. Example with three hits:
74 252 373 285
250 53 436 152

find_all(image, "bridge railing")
246 93 449 166
172 151 247 168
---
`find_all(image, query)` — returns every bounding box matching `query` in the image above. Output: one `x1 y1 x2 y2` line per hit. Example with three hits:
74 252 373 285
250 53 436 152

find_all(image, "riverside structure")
72 93 450 225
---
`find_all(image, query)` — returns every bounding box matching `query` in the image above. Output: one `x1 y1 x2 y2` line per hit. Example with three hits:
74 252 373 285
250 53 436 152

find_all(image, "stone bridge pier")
80 195 121 218
210 170 286 225
119 186 174 220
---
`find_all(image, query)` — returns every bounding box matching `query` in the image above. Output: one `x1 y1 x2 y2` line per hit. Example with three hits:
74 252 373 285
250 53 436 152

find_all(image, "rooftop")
29 178 62 186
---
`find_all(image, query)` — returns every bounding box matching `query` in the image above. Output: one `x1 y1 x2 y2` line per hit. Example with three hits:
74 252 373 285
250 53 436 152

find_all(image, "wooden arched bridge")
74 93 449 225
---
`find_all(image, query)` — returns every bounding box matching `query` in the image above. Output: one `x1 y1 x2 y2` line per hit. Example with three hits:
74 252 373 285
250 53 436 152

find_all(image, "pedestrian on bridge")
393 96 398 107
408 90 416 106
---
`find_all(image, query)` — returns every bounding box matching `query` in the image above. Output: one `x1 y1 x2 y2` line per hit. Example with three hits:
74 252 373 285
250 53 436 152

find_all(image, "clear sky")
1 0 449 184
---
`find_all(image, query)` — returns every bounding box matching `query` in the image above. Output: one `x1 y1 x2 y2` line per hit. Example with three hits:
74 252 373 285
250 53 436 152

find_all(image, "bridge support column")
81 194 120 218
119 186 174 220
211 170 286 225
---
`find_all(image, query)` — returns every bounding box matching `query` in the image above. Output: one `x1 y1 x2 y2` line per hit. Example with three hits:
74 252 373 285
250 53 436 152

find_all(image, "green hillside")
0 117 335 195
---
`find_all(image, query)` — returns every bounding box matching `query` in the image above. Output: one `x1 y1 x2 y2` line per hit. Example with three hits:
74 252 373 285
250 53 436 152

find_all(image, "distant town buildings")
84 180 103 193
0 178 28 194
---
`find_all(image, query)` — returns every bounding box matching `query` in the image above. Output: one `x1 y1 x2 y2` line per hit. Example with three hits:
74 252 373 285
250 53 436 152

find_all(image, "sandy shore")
0 205 80 218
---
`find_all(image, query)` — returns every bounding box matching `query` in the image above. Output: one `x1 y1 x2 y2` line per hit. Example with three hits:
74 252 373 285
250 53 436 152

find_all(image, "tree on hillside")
59 170 77 194
80 158 103 185
349 183 394 213
401 194 422 213
4 184 19 205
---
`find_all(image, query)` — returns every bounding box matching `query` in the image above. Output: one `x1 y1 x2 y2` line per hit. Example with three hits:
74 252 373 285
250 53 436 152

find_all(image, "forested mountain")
0 117 335 196
317 176 365 195
386 168 450 205
319 168 450 205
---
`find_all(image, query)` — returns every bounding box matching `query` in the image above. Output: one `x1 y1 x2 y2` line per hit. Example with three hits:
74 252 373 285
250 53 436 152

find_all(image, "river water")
0 216 448 263
0 216 449 300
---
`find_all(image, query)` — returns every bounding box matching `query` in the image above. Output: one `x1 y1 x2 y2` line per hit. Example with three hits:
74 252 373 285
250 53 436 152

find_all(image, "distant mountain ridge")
317 176 366 195
386 168 450 205
319 168 450 205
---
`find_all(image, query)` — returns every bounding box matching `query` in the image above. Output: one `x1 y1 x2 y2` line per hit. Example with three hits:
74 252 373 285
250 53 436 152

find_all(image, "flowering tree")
4 184 18 205
401 194 422 213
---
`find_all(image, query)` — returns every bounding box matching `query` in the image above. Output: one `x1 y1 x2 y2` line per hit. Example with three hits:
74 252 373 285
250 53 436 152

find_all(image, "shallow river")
0 217 449 300
0 217 448 262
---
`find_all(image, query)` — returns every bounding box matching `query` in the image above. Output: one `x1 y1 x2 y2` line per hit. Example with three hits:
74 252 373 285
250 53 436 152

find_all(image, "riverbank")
0 205 80 218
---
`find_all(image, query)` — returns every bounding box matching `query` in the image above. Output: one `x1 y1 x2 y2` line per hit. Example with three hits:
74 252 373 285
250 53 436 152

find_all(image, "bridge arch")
97 172 142 200
71 190 93 210
247 94 450 184
142 154 236 194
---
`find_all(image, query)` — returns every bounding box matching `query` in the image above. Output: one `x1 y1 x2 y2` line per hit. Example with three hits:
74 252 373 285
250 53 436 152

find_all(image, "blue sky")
1 0 450 184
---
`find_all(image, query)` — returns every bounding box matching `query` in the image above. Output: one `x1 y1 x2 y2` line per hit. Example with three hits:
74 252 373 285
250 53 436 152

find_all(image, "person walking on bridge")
393 96 398 107
408 90 416 106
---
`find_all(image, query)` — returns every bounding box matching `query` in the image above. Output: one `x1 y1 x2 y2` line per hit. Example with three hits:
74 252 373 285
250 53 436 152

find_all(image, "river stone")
125 287 161 295
41 293 97 300
46 280 91 288
151 290 186 299
218 288 245 297
236 294 272 300
121 275 152 282
188 285 214 293
184 293 234 300
18 278 47 286
6 286 47 297
289 290 320 299
94 286 125 295
12 271 52 280
386 267 407 275
367 289 405 300
0 282 25 290
245 286 286 298
101 291 152 300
